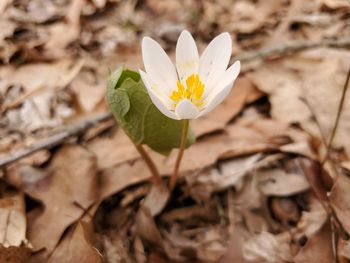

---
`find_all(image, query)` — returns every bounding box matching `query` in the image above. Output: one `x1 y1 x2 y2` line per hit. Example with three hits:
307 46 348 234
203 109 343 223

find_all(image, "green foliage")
106 66 195 155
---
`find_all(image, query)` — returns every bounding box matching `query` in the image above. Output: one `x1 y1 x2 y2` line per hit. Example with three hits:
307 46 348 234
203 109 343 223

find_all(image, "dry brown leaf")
0 0 12 14
257 168 309 196
0 192 31 263
162 225 228 262
87 128 139 171
321 0 350 11
0 244 31 263
195 227 228 262
6 1 64 24
142 182 169 217
0 59 83 95
0 19 16 44
162 227 199 261
294 223 333 263
6 164 48 191
99 159 152 201
192 77 263 137
48 221 102 263
102 235 132 263
228 0 286 34
70 69 106 112
44 0 83 54
26 144 98 253
220 226 245 263
338 238 350 261
0 193 28 247
243 231 293 262
295 196 328 238
248 49 350 157
186 154 262 201
330 173 350 235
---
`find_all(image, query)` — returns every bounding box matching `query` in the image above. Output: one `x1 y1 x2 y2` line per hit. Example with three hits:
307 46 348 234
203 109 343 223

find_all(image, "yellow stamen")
170 74 204 108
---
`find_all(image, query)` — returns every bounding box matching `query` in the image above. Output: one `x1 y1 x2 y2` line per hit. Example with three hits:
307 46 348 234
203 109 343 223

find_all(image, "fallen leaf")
70 68 106 112
102 235 133 263
295 158 333 202
44 0 83 56
87 128 138 171
0 193 28 247
26 144 98 254
48 221 102 263
320 0 350 12
338 238 350 261
162 225 228 262
186 154 262 201
294 222 333 263
0 244 31 263
243 231 293 262
0 59 83 95
7 1 64 24
248 49 350 157
192 77 263 137
142 182 169 217
257 168 309 196
330 173 350 235
295 196 328 238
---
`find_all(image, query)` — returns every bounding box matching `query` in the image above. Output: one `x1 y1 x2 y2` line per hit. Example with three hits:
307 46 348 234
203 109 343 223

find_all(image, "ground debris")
0 0 349 261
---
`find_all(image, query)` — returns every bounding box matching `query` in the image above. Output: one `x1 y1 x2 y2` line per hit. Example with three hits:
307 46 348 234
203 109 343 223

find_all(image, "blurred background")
0 0 349 142
0 0 350 262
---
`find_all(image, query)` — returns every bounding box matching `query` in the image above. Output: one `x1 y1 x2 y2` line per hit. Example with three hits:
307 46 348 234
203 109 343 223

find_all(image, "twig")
0 111 112 167
1 37 350 168
235 37 350 62
322 67 350 164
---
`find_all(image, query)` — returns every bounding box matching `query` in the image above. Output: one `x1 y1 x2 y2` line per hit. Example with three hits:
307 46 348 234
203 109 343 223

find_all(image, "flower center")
170 74 204 108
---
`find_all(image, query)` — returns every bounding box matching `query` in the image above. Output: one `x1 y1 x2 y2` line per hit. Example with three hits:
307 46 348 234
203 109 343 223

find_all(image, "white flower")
139 30 240 120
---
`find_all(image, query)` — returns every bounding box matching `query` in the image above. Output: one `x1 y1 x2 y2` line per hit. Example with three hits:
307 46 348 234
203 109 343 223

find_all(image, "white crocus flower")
139 30 240 120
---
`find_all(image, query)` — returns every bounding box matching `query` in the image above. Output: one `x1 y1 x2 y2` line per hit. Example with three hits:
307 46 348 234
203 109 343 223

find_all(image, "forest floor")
1 0 350 262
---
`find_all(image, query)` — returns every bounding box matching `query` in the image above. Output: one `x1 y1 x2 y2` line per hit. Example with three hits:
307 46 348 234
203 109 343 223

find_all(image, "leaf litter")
0 0 350 262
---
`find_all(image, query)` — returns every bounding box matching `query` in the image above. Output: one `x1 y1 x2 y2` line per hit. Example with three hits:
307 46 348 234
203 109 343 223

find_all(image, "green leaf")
106 66 195 155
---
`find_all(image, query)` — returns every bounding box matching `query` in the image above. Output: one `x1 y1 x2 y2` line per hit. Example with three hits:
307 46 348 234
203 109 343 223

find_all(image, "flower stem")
135 144 162 185
169 119 189 191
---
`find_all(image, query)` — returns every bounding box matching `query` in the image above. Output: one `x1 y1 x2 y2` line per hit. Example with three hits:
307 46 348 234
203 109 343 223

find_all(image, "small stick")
235 37 350 62
322 67 350 164
0 112 113 167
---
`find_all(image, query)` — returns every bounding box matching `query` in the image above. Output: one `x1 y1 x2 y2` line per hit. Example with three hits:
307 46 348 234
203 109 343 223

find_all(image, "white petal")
199 32 232 94
142 37 177 95
176 30 199 83
205 61 240 101
200 61 240 116
140 70 179 120
175 99 200 119
139 69 173 105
